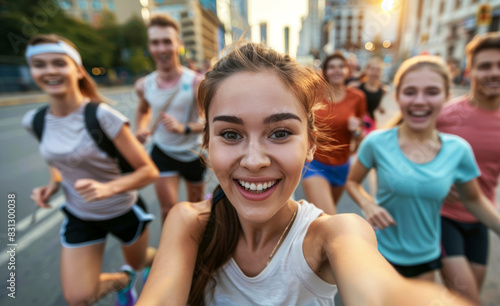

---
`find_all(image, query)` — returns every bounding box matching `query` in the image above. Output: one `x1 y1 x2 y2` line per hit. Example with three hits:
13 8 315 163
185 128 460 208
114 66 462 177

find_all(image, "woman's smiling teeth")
45 79 63 85
408 110 431 117
238 180 278 193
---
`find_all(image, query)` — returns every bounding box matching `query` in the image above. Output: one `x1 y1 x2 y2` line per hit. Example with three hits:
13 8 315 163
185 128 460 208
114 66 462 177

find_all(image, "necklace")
266 208 297 265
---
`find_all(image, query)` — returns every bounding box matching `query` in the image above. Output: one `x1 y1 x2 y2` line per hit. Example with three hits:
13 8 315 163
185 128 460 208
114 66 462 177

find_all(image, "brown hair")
148 14 180 33
465 32 500 69
393 55 451 98
321 51 347 82
27 34 107 102
190 42 331 305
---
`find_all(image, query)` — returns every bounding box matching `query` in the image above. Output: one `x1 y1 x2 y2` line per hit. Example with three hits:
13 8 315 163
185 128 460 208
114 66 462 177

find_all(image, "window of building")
260 22 267 42
155 0 164 4
92 0 102 10
81 12 90 21
78 0 88 9
427 16 431 27
60 0 72 10
439 1 445 14
284 26 290 54
455 0 462 10
106 0 114 10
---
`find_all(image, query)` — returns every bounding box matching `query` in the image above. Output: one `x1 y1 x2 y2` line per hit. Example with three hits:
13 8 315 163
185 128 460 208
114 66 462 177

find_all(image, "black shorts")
60 198 154 248
389 257 442 278
441 216 488 265
151 144 206 183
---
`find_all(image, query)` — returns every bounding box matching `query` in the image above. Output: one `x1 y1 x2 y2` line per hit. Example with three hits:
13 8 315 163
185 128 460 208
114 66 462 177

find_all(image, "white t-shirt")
22 102 137 220
205 200 338 305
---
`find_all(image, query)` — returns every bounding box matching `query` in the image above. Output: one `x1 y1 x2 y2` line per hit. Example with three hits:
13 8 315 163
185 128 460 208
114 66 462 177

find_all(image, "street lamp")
365 42 375 51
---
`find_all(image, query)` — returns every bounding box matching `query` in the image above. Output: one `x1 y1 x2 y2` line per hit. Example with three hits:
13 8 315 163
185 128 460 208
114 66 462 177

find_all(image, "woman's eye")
270 130 291 139
54 60 67 67
221 131 241 140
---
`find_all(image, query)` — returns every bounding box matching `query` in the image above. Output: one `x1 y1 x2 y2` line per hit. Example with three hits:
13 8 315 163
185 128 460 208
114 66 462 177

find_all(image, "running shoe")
115 265 137 306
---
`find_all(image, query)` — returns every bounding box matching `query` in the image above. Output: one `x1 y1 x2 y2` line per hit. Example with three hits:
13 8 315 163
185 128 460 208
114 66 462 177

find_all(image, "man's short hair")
466 32 500 69
148 14 180 33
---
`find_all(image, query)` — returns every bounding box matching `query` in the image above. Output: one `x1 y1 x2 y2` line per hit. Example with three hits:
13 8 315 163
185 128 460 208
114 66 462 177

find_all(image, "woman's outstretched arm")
136 201 210 306
320 214 472 306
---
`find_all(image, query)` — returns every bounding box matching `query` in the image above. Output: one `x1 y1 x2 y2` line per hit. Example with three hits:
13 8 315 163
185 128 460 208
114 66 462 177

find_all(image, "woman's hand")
347 116 362 132
74 179 114 203
362 202 396 230
31 182 60 208
135 128 151 144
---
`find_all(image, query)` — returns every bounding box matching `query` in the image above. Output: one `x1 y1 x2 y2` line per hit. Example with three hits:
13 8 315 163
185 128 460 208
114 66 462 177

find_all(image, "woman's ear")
306 141 316 162
77 65 84 80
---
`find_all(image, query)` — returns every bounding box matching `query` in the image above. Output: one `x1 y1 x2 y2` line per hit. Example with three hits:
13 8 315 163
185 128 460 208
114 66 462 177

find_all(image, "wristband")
184 125 191 134
352 130 361 137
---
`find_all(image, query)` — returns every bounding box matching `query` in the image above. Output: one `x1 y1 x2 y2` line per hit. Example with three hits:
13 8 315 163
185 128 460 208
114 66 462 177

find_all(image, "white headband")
25 41 82 66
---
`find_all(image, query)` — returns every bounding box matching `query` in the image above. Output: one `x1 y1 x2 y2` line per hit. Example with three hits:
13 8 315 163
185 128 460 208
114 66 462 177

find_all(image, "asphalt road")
0 86 499 305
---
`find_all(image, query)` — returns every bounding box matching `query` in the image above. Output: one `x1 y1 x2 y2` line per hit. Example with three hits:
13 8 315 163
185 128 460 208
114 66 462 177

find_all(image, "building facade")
153 0 221 64
58 0 154 25
399 0 500 63
298 0 398 62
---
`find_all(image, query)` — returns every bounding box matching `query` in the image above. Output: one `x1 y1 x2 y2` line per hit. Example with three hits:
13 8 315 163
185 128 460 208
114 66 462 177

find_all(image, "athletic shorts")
441 216 488 265
302 159 350 187
151 144 206 183
59 199 154 248
389 257 442 278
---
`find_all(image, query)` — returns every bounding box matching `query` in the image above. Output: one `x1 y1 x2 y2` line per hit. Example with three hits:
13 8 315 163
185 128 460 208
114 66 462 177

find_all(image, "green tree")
0 0 113 67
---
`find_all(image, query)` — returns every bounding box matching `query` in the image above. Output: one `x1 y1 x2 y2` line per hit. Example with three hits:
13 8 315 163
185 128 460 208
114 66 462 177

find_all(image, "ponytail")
188 185 240 305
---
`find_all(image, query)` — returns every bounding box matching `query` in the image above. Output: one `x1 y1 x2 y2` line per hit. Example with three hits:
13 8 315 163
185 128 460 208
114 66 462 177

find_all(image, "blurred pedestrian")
349 57 388 134
134 14 206 223
346 55 500 283
301 52 366 214
22 34 158 306
136 41 473 306
437 32 500 304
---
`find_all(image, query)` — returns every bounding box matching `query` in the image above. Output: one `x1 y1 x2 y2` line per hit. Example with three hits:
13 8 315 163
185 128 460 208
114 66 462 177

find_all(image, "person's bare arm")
74 124 159 202
134 77 152 143
319 214 472 305
345 159 396 229
136 201 209 305
31 166 62 208
458 179 500 236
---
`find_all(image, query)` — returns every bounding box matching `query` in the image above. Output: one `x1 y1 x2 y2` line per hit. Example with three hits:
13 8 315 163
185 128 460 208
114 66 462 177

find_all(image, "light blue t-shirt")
357 127 480 265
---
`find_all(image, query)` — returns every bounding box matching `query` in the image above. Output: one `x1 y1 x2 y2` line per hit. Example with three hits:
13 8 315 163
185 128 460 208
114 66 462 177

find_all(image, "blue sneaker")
142 266 151 285
115 265 137 306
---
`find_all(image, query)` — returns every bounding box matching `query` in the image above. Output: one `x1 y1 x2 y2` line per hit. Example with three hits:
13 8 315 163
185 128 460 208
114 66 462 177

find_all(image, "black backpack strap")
84 101 134 173
32 105 49 141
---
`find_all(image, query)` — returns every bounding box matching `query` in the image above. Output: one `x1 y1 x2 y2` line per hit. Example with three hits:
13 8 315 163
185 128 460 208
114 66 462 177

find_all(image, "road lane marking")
17 195 64 232
0 208 64 267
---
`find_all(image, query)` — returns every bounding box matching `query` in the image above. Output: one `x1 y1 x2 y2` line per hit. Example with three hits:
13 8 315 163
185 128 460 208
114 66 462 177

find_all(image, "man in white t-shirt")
134 14 205 223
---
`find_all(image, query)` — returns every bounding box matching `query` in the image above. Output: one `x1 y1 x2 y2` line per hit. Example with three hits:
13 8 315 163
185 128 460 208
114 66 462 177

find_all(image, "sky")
248 0 309 58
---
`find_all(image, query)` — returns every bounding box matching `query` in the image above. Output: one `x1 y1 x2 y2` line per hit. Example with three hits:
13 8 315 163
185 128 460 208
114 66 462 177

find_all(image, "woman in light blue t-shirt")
346 55 500 283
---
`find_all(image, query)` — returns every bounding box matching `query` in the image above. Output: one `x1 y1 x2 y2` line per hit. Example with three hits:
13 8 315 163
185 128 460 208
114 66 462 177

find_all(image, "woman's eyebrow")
213 115 243 124
212 112 302 125
264 112 302 124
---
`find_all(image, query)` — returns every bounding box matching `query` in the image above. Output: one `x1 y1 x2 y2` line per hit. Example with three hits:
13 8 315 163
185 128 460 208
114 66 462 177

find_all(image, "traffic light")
476 4 492 26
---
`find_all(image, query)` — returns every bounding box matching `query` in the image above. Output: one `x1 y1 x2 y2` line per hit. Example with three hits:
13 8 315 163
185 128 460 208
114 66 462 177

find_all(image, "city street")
0 86 499 305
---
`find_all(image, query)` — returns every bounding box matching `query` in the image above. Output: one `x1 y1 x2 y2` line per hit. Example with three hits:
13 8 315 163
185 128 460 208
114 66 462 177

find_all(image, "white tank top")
205 200 338 305
144 68 201 162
